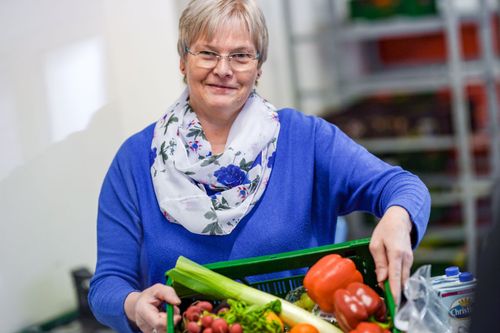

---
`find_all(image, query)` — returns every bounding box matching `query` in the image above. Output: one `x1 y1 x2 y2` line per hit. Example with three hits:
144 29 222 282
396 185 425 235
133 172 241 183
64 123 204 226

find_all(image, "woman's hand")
369 206 413 305
125 283 182 333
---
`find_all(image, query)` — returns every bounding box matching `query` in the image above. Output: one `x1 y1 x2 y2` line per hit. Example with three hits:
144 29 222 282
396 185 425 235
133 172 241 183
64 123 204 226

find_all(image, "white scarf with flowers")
150 89 280 235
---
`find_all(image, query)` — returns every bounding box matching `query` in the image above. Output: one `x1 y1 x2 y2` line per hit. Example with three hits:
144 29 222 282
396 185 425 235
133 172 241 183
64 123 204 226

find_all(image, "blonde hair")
177 0 269 68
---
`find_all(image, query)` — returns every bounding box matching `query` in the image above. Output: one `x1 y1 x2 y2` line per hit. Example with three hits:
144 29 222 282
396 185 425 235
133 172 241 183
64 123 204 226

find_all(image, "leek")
167 256 342 333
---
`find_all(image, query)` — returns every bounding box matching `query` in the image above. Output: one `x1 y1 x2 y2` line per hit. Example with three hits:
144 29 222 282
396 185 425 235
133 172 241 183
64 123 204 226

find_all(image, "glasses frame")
185 47 260 71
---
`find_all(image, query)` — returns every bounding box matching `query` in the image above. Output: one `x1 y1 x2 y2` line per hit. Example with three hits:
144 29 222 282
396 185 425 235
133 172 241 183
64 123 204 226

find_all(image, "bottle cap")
459 272 474 282
445 266 460 277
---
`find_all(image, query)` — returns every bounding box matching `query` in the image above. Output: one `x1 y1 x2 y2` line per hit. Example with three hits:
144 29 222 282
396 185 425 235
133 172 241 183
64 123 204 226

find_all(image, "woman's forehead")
194 19 254 48
194 37 255 52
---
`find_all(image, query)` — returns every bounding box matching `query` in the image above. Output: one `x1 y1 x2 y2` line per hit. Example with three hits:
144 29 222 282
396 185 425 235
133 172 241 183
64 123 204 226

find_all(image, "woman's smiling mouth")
206 83 237 92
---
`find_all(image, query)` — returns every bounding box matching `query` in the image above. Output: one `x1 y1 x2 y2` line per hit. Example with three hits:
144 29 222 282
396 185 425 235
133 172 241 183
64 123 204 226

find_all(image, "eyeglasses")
185 47 260 71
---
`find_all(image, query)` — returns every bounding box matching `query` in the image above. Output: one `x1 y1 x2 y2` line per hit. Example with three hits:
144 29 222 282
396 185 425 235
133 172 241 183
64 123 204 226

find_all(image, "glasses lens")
196 51 218 69
191 50 257 71
230 53 254 71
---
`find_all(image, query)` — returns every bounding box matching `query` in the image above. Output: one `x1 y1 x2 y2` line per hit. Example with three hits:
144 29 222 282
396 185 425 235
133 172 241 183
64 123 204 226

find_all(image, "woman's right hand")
125 283 182 333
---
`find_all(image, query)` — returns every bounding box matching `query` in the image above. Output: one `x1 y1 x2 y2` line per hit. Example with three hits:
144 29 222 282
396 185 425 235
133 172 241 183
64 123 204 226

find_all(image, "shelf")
428 177 491 207
357 132 493 154
290 14 480 44
338 16 445 40
357 135 455 153
414 245 464 264
288 18 444 44
425 225 467 242
421 224 490 244
430 182 491 206
340 59 500 101
419 173 492 187
283 0 499 273
337 13 480 41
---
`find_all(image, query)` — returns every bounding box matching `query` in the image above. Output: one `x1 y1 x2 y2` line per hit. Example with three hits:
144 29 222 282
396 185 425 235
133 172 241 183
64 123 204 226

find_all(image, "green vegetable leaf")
219 299 283 333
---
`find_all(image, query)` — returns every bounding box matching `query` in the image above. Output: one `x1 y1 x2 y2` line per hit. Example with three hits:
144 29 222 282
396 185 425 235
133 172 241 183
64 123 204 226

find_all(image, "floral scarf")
150 89 280 235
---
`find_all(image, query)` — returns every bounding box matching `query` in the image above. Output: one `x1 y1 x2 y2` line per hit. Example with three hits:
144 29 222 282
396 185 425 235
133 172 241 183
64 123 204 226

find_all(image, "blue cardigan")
89 109 430 332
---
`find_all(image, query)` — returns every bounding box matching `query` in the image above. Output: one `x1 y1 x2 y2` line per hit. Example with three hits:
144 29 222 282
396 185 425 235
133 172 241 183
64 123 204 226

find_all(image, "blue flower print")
237 186 248 200
214 164 248 188
149 147 157 167
188 140 202 153
267 151 276 168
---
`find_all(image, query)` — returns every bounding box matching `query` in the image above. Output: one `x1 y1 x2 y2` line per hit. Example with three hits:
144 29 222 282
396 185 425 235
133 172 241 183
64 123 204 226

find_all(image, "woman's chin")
205 98 243 114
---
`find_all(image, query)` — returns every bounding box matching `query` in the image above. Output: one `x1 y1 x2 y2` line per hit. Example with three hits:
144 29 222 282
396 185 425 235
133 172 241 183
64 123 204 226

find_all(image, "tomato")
289 323 319 333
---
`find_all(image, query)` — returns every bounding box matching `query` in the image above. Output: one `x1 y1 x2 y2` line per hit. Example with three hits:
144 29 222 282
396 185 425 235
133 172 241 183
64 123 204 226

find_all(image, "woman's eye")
232 53 249 59
199 51 218 58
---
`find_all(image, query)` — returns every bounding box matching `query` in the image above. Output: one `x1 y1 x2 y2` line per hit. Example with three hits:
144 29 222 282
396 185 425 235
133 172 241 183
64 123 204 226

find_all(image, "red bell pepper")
333 282 387 332
349 322 390 333
303 254 363 313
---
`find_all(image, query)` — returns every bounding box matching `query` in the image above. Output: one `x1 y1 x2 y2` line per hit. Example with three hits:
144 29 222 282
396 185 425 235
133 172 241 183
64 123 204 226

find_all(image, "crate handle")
384 280 400 333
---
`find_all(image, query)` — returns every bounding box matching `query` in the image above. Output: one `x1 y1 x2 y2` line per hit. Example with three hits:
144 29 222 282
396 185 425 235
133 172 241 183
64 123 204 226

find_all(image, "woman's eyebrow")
197 43 255 53
230 47 255 53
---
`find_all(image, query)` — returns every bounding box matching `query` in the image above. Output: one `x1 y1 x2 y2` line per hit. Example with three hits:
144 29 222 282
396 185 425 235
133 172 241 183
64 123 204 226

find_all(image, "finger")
152 284 181 305
139 285 182 332
155 312 167 332
143 309 169 333
369 238 389 284
401 250 413 291
141 303 165 329
135 314 154 333
387 251 403 305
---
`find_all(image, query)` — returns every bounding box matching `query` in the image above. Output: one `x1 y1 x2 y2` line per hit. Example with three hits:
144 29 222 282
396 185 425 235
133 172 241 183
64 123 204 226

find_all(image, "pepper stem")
368 315 392 330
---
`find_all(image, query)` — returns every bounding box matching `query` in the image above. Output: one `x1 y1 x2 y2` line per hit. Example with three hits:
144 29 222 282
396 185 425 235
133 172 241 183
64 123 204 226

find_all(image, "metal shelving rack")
283 0 500 273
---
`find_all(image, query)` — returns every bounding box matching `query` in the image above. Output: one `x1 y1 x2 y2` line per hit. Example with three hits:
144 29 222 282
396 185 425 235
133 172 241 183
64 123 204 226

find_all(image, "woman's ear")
255 69 262 86
180 58 187 83
179 58 186 75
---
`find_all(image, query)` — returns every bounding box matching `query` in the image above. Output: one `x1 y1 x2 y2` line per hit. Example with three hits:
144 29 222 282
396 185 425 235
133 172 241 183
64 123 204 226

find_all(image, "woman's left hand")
369 206 413 305
125 284 182 333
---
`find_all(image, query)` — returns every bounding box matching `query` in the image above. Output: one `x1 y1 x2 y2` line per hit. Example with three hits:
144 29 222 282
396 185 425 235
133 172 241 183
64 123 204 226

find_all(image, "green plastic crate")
165 238 399 332
350 0 402 21
349 0 437 21
400 0 437 17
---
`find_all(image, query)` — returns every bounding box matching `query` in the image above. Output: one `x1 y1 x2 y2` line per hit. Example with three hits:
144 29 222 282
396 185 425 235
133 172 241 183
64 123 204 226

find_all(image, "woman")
89 0 430 332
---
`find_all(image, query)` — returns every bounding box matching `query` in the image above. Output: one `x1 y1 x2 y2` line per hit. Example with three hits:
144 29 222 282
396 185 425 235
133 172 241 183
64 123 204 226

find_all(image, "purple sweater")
89 108 430 332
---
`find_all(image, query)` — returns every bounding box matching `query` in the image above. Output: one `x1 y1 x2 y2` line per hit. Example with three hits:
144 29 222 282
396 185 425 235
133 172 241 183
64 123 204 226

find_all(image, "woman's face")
180 24 261 118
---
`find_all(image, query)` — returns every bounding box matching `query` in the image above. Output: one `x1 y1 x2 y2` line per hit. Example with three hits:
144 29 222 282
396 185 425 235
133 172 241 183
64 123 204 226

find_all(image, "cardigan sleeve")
315 118 431 247
88 143 143 333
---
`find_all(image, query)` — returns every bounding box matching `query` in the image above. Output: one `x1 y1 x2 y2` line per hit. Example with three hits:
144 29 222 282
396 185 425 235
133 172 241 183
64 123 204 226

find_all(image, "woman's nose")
212 57 233 77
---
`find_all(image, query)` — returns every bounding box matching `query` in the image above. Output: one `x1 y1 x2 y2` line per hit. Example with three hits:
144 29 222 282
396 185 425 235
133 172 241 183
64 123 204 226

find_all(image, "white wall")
0 1 293 332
